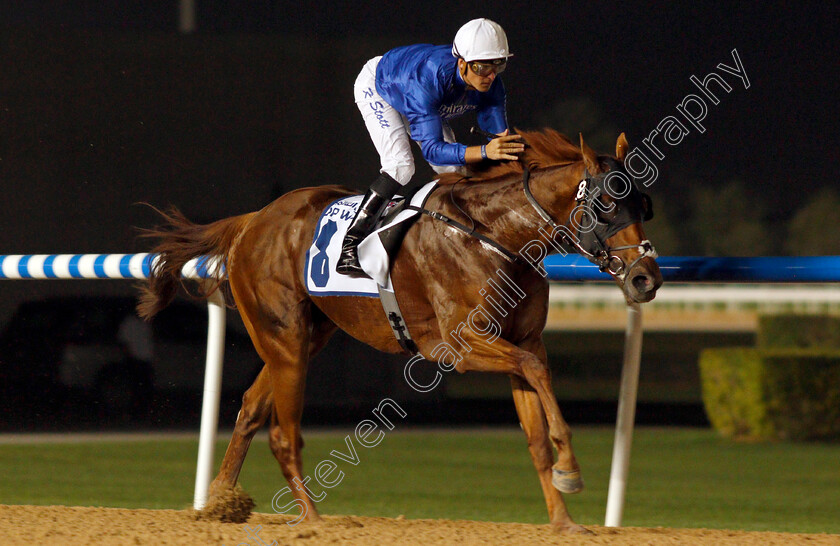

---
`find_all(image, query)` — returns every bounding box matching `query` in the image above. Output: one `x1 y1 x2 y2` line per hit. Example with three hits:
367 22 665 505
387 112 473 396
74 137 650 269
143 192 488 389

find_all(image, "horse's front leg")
515 336 583 494
447 330 583 494
510 374 588 533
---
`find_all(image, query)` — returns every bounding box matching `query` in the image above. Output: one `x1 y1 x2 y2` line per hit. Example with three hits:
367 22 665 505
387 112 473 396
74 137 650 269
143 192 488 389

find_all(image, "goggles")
468 59 507 77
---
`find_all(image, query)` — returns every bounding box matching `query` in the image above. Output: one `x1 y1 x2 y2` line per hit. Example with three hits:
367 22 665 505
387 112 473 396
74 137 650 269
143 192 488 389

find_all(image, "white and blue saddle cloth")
304 181 437 297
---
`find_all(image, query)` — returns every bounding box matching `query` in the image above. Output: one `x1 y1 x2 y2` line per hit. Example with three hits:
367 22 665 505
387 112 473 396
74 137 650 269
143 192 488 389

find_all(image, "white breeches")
354 56 461 186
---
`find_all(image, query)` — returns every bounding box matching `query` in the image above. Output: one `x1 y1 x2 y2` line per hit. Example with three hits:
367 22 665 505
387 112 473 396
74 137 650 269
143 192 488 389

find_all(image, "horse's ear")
616 132 630 161
579 133 599 173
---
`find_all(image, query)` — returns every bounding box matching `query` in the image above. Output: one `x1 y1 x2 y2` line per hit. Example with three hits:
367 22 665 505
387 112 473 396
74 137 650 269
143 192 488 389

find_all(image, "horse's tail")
137 205 255 321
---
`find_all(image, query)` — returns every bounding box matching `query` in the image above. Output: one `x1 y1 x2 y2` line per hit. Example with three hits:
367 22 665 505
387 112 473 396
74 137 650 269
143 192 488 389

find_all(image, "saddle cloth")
304 181 437 296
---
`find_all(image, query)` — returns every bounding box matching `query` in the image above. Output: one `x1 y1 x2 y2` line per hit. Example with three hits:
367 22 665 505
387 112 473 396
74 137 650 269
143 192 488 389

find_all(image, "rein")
410 201 520 263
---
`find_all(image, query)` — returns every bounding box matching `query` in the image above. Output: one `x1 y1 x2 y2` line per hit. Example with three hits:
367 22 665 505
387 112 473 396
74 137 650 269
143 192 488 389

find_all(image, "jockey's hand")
485 129 525 161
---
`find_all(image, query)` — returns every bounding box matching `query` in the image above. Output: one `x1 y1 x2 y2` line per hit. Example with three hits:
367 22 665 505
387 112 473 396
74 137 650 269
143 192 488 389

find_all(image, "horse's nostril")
631 274 651 293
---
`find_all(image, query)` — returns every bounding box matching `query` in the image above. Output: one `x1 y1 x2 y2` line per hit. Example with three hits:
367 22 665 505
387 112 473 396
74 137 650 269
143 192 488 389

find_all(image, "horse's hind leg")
265 311 337 497
208 365 273 499
240 297 327 522
209 310 337 505
510 375 588 534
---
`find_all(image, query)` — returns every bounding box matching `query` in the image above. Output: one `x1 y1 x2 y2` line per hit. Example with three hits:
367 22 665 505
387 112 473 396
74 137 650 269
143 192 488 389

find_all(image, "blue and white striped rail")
0 253 224 280
545 255 840 283
9 253 837 282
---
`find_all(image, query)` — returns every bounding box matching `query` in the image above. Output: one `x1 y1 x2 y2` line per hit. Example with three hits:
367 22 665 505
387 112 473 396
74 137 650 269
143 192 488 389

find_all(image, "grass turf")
0 427 838 534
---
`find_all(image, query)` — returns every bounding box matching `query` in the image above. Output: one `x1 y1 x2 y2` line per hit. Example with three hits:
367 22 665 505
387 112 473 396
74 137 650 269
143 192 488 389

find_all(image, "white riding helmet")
452 18 513 62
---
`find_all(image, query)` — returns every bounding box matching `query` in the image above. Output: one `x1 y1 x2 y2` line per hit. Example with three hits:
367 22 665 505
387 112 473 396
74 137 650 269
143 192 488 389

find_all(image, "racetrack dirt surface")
2 505 838 545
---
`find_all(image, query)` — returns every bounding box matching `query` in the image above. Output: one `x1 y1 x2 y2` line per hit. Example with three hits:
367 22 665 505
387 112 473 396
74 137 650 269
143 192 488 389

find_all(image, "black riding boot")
336 172 401 278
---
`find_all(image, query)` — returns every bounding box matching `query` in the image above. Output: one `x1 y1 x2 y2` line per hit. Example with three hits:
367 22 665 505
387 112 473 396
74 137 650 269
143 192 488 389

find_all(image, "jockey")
337 18 525 278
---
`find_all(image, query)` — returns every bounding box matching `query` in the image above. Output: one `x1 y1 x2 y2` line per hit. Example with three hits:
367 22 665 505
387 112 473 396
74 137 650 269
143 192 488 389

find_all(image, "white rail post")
192 287 227 510
605 302 644 527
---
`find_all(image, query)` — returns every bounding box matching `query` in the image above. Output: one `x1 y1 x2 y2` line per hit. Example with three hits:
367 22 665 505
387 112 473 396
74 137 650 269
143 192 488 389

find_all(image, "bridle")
522 160 657 280
415 153 657 281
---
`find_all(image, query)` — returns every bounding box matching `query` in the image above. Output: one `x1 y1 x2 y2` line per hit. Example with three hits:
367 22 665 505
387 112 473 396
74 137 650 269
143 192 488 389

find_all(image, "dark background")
3 2 838 251
0 2 837 429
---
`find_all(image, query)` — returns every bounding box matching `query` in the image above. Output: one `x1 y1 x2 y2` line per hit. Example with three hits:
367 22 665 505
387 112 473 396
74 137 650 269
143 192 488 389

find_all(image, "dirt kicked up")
1 505 838 546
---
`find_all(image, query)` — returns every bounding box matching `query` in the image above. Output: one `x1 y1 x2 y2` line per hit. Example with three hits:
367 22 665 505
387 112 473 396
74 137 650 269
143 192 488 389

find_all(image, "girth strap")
378 285 419 355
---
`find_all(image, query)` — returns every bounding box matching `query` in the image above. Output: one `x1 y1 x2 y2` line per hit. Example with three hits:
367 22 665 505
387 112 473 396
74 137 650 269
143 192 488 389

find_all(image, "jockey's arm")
411 108 524 165
413 117 524 164
468 80 523 162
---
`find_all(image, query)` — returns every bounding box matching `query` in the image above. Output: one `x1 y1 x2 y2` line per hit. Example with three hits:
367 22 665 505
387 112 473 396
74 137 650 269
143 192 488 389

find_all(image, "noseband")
522 162 657 280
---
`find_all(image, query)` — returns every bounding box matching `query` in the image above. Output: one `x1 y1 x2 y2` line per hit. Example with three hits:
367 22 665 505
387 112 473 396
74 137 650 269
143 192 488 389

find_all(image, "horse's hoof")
552 522 593 535
552 468 584 494
303 512 324 523
195 485 255 523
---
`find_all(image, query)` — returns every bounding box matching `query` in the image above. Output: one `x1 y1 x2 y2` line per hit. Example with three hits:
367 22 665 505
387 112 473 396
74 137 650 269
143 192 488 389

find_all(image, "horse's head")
440 128 662 302
570 133 663 303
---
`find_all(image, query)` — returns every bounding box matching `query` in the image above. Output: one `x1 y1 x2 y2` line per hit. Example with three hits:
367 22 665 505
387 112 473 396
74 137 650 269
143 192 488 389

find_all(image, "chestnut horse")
138 129 662 533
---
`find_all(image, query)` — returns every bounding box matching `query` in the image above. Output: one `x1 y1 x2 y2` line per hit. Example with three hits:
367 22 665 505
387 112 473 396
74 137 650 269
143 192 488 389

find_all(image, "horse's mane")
437 128 583 185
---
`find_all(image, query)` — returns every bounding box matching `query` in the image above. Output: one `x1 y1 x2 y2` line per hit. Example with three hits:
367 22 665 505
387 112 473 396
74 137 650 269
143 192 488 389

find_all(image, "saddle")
305 182 437 355
356 182 437 288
